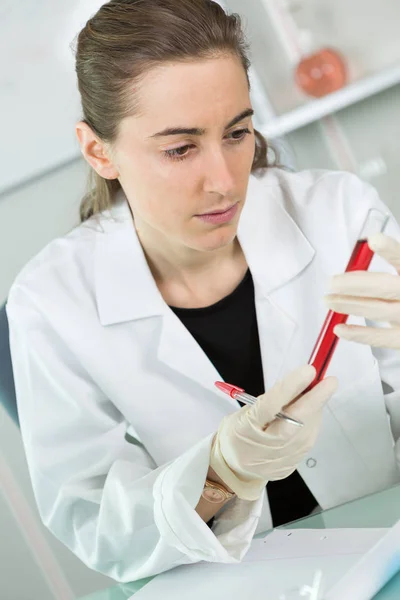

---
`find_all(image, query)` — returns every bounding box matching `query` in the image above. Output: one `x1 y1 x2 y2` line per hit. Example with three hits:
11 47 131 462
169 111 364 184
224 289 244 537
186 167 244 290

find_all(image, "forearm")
195 465 235 523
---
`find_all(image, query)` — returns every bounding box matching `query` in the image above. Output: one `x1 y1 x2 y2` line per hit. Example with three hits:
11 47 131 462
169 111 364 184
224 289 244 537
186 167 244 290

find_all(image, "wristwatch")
201 478 236 504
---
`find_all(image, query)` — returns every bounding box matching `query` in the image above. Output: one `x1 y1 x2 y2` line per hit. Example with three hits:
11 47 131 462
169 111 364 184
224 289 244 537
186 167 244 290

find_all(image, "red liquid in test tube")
306 209 389 391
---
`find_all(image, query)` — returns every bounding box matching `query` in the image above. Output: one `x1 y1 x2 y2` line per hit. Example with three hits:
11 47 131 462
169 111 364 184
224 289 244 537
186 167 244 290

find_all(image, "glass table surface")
78 484 400 599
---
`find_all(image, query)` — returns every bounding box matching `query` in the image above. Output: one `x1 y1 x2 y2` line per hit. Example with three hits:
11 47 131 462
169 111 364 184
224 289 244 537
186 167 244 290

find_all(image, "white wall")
0 158 84 304
286 84 400 221
0 157 114 600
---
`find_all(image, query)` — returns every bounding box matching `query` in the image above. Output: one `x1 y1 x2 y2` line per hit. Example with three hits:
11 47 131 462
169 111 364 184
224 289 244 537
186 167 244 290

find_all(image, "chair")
0 302 19 426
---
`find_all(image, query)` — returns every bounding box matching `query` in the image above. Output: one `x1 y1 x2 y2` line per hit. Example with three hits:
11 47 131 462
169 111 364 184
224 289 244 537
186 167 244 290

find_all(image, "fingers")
325 294 400 325
368 233 400 272
262 376 337 439
261 398 325 446
334 324 400 349
249 364 316 427
282 376 338 422
329 272 400 301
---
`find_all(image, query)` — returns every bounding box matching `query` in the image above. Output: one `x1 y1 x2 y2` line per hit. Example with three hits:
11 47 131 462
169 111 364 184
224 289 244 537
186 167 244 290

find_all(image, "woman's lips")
196 203 239 225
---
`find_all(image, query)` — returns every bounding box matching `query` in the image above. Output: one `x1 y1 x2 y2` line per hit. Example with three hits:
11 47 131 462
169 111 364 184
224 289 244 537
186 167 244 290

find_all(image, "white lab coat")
6 168 400 583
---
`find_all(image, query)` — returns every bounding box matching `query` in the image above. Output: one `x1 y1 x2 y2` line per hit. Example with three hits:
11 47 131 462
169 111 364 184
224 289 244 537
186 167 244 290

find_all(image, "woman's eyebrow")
148 108 254 139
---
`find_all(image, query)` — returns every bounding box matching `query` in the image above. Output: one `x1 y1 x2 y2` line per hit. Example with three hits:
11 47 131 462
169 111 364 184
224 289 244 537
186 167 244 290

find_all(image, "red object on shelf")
295 48 348 98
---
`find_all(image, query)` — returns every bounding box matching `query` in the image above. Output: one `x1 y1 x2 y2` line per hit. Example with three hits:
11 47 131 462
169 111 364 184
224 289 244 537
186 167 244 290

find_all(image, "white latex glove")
210 365 338 501
326 233 400 350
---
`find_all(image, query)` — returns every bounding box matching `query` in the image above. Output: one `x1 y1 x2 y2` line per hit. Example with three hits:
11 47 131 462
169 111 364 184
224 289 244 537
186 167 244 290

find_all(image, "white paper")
325 520 400 600
246 528 386 561
131 528 386 600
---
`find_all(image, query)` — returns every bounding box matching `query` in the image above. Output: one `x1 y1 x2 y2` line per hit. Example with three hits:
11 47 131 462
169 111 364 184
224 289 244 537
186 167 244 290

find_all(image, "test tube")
306 208 389 390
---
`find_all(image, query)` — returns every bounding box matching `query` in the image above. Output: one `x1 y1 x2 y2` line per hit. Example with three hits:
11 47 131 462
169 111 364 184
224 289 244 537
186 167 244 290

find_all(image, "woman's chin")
190 227 238 253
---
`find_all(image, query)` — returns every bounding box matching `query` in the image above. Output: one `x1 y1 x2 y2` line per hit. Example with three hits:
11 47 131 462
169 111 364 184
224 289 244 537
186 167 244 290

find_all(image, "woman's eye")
230 128 251 141
164 145 193 161
163 128 252 162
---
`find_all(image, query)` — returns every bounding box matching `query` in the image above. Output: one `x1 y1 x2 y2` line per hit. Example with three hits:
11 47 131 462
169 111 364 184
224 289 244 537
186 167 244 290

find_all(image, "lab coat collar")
94 170 315 326
237 171 315 296
95 194 166 325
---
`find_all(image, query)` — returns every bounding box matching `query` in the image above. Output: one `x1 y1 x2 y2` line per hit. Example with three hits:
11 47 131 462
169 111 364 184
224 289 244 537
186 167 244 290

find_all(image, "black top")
170 268 318 528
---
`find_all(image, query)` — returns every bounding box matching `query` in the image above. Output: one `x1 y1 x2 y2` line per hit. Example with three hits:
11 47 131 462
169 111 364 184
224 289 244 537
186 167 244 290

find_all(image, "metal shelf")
260 63 400 139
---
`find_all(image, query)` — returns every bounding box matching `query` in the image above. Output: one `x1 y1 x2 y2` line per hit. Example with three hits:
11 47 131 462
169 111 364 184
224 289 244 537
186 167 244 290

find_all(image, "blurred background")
1 1 400 598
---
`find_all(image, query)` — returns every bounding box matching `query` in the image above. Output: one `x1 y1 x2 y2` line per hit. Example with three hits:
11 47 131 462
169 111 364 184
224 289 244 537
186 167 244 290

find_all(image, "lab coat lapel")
156 305 233 401
253 288 298 389
237 173 315 388
94 193 239 410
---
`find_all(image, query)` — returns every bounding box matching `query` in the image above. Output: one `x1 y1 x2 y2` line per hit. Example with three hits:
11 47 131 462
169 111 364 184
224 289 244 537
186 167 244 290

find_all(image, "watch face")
202 487 225 504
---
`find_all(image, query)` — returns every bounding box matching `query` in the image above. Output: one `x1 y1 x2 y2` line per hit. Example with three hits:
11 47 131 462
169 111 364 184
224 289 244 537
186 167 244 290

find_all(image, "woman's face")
83 55 256 253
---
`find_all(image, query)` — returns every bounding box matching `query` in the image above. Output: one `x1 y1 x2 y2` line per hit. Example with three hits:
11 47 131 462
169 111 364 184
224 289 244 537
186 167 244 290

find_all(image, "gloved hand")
210 365 338 501
326 233 400 350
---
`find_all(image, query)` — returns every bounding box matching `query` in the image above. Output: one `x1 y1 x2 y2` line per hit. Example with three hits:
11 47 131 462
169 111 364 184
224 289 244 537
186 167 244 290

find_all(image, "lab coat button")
306 458 317 468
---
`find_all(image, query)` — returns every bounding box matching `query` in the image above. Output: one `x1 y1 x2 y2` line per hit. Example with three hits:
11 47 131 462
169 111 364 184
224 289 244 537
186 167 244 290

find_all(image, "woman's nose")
203 150 236 196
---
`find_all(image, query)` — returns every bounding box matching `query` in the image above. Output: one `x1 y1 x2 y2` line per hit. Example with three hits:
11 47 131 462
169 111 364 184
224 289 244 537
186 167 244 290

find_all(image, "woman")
6 0 400 583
